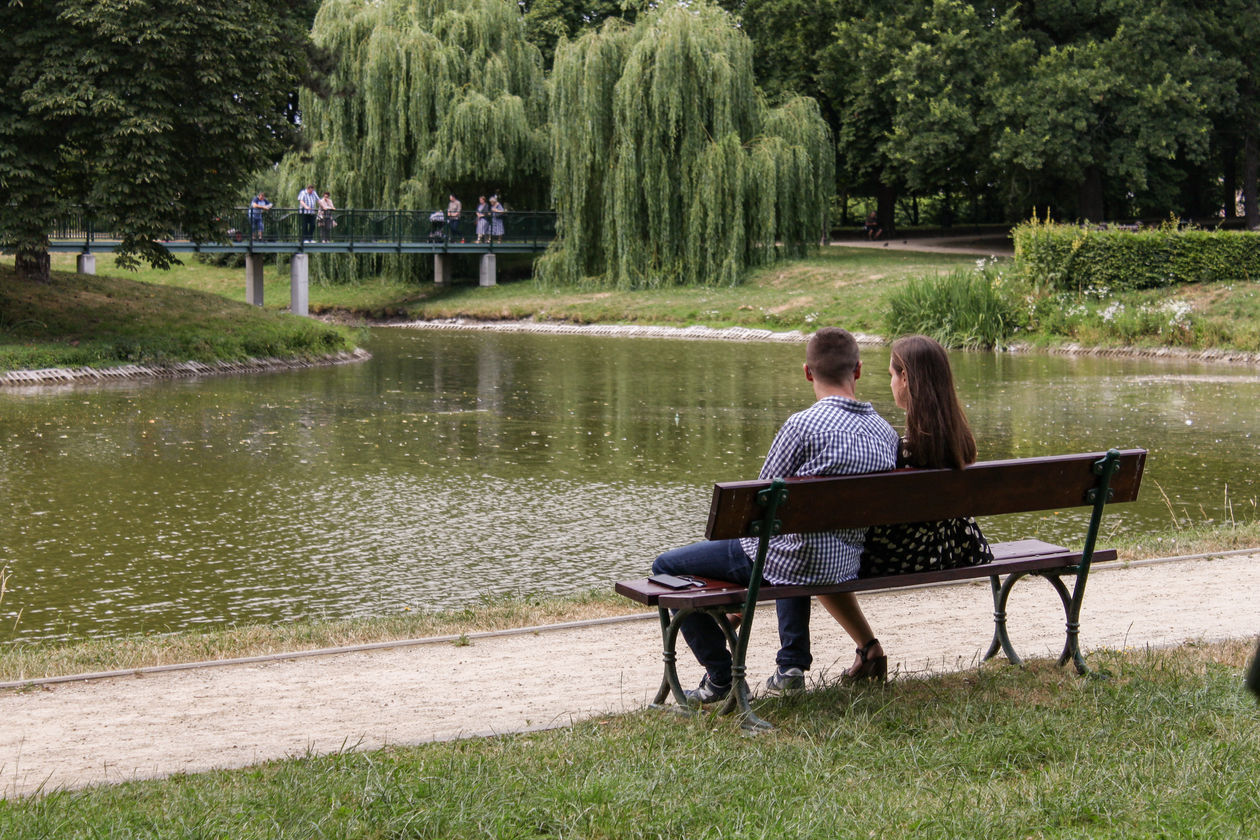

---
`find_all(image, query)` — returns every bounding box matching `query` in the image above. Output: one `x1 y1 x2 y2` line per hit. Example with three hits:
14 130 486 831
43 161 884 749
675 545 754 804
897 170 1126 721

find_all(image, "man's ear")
803 362 814 382
853 360 862 381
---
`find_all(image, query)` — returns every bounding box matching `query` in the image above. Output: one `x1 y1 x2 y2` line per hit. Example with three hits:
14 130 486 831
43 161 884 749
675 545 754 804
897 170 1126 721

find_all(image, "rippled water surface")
1 328 1256 641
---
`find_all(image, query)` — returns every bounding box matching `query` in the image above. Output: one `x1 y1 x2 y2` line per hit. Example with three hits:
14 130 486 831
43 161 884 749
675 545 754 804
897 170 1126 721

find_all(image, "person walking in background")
475 196 490 243
298 184 319 242
446 194 463 242
864 211 882 240
317 191 336 242
817 334 993 682
490 195 505 243
248 191 272 240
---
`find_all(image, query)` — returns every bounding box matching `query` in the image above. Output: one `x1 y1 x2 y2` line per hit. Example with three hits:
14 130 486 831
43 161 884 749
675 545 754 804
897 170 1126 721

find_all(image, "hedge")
1012 219 1260 291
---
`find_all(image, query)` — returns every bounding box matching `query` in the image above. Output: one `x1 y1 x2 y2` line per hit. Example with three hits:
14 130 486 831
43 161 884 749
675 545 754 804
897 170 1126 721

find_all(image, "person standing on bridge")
490 195 505 243
249 191 272 240
446 194 463 242
317 191 336 242
475 196 489 243
298 184 319 242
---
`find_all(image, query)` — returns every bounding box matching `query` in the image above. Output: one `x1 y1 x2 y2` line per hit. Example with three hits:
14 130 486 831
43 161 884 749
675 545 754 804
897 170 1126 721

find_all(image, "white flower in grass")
1100 302 1124 322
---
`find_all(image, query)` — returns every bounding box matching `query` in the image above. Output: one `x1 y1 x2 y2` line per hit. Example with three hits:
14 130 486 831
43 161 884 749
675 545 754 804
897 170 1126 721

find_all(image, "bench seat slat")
613 539 1116 608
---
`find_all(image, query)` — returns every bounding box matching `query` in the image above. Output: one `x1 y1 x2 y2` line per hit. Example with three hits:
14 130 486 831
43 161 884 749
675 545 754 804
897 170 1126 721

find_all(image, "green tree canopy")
990 0 1230 221
279 0 550 281
0 0 319 282
540 2 833 288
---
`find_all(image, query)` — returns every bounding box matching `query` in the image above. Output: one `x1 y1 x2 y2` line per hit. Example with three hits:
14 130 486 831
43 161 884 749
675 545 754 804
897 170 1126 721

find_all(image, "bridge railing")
48 207 558 251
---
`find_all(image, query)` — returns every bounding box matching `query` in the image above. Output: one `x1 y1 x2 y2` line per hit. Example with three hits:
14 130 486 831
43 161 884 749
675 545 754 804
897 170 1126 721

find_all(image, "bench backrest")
705 449 1147 540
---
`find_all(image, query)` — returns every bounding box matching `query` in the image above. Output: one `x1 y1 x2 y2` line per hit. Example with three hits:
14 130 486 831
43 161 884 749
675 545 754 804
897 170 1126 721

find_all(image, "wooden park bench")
615 448 1147 730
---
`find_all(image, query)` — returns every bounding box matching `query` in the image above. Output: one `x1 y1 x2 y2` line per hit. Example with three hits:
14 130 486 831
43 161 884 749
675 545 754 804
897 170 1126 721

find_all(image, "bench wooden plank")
705 449 1146 540
614 539 1117 608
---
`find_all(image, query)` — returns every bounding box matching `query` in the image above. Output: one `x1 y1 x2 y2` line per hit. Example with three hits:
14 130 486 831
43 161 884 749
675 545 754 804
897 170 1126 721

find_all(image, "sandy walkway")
2 552 1257 798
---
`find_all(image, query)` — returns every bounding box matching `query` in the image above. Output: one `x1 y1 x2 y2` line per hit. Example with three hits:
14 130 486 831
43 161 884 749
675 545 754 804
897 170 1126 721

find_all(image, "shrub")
884 261 1021 349
1013 217 1260 291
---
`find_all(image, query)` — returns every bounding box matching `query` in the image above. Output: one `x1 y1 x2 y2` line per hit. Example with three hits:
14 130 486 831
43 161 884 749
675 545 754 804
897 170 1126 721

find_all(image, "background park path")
834 232 1014 256
1 551 1257 798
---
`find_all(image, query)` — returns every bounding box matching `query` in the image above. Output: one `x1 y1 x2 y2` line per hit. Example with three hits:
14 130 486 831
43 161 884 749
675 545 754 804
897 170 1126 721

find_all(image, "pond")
1 327 1255 643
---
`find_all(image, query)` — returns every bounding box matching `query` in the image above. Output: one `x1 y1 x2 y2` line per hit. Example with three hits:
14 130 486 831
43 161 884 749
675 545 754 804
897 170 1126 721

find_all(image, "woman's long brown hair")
890 335 977 469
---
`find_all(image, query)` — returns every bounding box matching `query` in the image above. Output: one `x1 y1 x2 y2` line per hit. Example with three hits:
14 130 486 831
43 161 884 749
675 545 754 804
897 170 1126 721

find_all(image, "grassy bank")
0 260 359 372
20 248 980 337
1 639 1256 834
9 243 1260 366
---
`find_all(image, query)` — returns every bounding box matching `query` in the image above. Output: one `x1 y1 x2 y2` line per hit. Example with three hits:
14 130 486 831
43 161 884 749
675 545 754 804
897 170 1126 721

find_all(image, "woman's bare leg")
818 592 885 674
817 592 874 645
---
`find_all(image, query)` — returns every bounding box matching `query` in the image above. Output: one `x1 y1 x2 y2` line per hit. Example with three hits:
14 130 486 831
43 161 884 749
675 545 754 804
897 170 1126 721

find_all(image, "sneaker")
684 674 731 706
764 666 805 695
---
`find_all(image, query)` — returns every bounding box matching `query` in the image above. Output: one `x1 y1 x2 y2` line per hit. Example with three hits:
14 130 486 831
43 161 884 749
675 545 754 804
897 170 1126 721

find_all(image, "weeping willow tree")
279 0 549 282
539 3 834 288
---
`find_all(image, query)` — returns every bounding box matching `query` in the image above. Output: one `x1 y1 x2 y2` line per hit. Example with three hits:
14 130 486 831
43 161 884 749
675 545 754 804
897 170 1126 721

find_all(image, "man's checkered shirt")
739 395 899 585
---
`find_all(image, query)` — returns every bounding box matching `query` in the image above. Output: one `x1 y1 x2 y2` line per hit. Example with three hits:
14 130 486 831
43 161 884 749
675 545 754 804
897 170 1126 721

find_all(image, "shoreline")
3 546 1256 693
5 317 1260 388
0 347 371 389
391 318 1260 365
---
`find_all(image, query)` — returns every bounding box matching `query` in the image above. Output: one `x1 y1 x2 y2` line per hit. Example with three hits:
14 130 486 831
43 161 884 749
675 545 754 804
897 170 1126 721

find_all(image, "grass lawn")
0 640 1255 836
0 258 359 371
29 248 979 336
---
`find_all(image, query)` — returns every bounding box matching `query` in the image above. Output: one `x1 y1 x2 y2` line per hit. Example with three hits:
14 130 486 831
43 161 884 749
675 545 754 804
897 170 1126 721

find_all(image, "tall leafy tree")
282 0 549 282
990 0 1228 221
541 2 833 288
0 0 319 282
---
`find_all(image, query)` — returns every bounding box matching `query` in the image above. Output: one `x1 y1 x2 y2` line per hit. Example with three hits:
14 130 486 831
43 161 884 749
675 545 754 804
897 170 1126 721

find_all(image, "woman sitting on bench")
820 334 993 681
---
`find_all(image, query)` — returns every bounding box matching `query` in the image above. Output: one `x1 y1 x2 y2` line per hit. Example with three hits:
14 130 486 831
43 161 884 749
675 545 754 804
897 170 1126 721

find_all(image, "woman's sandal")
842 638 888 683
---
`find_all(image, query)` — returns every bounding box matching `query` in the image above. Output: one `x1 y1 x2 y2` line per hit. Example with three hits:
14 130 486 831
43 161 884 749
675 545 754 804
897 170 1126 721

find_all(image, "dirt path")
2 552 1257 798
831 233 1014 256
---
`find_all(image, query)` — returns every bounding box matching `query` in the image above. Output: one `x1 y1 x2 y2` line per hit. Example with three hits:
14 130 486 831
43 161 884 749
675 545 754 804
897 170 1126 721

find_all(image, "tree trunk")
876 182 896 236
15 248 51 283
1244 132 1258 231
1076 166 1105 223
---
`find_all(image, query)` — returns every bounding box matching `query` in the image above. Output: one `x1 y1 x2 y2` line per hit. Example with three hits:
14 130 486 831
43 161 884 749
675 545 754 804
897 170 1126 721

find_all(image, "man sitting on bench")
651 327 899 704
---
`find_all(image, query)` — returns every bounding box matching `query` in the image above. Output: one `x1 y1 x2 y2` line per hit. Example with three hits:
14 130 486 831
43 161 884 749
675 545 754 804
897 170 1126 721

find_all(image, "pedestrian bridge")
47 207 557 315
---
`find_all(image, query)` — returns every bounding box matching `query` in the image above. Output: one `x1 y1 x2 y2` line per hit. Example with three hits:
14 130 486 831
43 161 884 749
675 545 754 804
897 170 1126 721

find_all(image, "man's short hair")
806 327 860 385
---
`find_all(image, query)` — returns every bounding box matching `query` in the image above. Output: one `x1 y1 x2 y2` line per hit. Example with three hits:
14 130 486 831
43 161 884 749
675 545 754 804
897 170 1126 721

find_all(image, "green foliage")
281 0 549 284
519 0 647 67
0 0 319 280
1013 219 1260 291
884 261 1021 349
1024 289 1201 348
539 2 834 288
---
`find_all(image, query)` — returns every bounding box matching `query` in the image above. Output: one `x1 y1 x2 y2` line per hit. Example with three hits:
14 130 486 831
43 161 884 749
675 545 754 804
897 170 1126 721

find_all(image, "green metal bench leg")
711 608 773 732
1054 572 1091 675
985 572 1025 666
985 571 1088 674
651 607 696 715
650 604 772 730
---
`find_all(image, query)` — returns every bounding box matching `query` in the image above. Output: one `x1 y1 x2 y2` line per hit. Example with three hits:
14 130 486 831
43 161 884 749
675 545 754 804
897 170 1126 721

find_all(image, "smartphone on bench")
648 573 706 589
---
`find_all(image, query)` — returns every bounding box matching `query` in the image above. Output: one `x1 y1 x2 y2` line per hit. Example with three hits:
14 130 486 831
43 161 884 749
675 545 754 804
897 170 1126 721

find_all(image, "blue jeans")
652 539 811 685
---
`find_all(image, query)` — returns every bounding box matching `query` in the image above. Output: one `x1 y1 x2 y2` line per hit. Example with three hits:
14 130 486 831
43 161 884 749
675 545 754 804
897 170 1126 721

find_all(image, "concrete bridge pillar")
479 253 497 287
246 254 265 306
76 253 96 275
290 253 309 317
434 253 452 286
